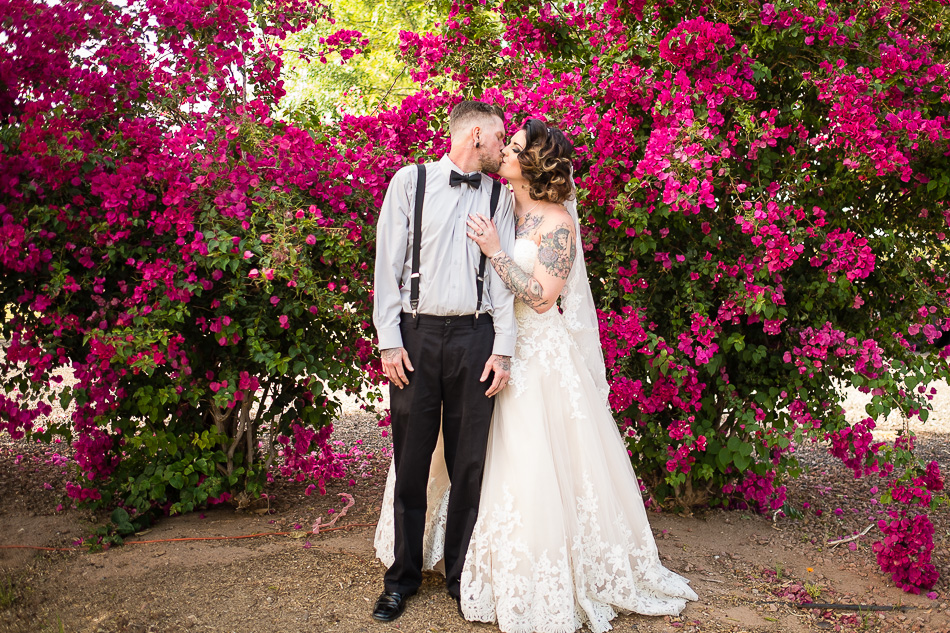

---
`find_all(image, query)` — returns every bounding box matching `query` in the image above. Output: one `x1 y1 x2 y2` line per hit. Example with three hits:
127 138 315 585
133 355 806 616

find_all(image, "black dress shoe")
372 590 413 622
455 596 464 618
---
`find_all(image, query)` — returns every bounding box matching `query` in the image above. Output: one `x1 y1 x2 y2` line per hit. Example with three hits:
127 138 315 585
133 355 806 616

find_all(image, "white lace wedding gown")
375 239 697 633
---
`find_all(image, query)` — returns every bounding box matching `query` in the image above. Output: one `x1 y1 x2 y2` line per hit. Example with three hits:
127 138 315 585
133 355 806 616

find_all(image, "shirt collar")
439 154 480 178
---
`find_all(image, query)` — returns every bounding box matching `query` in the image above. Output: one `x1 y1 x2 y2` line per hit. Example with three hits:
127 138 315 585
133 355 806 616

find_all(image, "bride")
375 119 697 633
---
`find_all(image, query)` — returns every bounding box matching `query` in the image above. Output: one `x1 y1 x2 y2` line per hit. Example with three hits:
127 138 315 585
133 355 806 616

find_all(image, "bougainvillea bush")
406 0 950 591
2 0 949 591
0 0 422 525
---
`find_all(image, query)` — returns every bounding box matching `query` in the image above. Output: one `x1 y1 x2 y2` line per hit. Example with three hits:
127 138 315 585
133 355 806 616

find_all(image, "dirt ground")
1 387 949 633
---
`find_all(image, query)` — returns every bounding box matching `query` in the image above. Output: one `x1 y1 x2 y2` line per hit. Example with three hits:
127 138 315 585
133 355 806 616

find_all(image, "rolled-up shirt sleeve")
488 190 517 357
373 166 413 350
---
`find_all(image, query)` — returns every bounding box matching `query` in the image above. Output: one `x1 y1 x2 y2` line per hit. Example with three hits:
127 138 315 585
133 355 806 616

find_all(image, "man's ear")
471 124 481 148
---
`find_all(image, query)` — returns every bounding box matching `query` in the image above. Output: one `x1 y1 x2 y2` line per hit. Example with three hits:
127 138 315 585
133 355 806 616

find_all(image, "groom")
371 100 516 621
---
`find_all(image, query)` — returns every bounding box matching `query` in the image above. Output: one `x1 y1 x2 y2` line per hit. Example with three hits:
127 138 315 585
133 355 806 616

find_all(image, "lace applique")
571 474 697 619
460 470 698 633
460 485 586 633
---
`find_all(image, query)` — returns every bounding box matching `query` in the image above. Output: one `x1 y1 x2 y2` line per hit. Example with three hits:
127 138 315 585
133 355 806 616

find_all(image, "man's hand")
480 354 511 397
381 347 413 389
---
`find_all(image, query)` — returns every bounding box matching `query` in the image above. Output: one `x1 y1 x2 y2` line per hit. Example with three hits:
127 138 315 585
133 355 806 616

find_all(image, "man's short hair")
449 100 504 136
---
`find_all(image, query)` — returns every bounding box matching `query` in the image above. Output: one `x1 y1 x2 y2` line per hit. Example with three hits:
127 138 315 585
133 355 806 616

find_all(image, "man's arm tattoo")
381 348 402 362
494 356 511 372
489 253 548 309
536 223 575 280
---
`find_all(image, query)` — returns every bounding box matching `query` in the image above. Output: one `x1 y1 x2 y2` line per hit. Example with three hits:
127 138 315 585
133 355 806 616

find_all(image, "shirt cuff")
377 326 404 351
491 334 516 357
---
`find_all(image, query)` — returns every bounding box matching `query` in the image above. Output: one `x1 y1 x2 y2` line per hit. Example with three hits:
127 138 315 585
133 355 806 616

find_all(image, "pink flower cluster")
0 394 50 440
784 323 885 378
826 418 885 478
317 29 369 64
812 229 876 283
276 424 342 495
658 18 736 68
873 512 938 593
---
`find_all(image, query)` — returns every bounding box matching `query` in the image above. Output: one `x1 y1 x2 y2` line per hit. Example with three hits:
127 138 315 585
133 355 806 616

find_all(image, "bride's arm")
469 211 576 314
487 251 548 310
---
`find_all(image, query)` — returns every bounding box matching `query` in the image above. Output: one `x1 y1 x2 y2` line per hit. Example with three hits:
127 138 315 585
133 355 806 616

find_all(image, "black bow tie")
449 170 481 189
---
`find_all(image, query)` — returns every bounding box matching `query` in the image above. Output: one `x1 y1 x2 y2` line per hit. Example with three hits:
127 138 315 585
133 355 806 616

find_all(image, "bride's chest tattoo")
516 212 544 239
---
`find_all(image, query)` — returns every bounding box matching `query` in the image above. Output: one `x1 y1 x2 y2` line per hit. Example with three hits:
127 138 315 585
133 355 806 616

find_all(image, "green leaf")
733 453 751 472
110 508 135 535
59 387 73 411
716 447 733 472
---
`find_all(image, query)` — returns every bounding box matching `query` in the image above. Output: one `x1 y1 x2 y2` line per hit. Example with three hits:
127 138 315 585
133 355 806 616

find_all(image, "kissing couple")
371 100 698 633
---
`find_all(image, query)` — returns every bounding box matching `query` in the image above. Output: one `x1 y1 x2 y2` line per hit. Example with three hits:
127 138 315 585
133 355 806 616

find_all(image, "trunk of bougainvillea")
671 477 716 510
210 398 253 480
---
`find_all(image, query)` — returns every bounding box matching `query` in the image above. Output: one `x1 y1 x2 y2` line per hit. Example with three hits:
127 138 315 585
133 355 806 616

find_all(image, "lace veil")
559 178 610 404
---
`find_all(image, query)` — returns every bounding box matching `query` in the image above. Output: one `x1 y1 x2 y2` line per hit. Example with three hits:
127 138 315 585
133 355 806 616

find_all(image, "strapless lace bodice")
511 237 539 270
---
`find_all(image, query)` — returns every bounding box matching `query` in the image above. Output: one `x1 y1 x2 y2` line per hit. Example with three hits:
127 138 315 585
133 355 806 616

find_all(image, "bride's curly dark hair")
517 118 575 205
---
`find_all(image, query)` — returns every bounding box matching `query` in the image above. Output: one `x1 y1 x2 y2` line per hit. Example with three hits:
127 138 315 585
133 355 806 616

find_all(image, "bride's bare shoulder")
540 204 575 234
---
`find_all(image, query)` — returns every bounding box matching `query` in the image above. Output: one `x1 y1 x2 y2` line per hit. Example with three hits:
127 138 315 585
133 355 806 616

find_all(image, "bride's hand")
466 213 502 257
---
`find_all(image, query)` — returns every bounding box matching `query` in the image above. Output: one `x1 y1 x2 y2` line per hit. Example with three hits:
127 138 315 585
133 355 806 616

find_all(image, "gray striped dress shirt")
373 155 517 357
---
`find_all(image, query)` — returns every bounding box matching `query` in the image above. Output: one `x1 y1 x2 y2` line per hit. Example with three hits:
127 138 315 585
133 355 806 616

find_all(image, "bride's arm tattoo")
489 252 548 309
490 221 575 308
536 223 575 280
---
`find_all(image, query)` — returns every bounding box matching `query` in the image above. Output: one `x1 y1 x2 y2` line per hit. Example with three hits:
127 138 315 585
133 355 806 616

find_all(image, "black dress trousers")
384 313 496 599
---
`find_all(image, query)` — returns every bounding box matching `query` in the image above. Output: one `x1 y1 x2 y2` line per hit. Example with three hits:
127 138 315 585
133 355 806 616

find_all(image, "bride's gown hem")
375 239 697 633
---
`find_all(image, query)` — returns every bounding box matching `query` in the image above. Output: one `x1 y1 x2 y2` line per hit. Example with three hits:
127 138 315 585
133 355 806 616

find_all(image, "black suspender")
409 164 426 318
407 165 502 320
476 179 503 317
